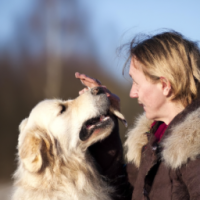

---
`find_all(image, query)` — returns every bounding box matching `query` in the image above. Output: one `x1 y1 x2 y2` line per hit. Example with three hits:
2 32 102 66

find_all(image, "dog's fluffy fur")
12 87 126 200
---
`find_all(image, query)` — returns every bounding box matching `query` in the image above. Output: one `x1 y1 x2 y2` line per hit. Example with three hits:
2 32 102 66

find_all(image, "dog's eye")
60 105 66 114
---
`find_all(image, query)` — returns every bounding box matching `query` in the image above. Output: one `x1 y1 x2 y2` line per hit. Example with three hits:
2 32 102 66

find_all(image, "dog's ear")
19 129 52 173
109 106 128 127
19 118 28 132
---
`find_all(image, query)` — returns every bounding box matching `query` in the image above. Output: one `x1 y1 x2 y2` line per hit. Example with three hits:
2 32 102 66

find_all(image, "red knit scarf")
151 121 168 142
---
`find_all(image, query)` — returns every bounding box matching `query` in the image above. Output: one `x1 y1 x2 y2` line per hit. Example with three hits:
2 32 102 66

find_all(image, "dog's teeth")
102 116 109 121
89 125 95 129
87 124 95 129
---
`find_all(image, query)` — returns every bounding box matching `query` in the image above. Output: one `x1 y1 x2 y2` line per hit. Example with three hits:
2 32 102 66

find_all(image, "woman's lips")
138 100 145 110
139 103 145 111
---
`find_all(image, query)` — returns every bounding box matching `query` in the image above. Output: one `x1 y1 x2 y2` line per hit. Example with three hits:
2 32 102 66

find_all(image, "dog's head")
17 87 126 173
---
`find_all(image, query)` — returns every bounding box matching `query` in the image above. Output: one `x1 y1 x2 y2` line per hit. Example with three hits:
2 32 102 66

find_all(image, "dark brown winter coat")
125 97 200 200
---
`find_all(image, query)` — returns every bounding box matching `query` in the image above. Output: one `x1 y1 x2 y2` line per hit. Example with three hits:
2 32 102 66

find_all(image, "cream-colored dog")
12 87 126 200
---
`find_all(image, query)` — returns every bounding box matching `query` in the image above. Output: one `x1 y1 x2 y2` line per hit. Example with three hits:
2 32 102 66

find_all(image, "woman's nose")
129 84 138 98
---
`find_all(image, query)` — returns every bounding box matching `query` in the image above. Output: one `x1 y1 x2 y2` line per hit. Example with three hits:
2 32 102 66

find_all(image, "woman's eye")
60 105 66 114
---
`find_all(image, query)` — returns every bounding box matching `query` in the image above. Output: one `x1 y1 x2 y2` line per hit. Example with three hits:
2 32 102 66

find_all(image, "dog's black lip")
85 110 109 127
79 111 111 141
85 116 102 128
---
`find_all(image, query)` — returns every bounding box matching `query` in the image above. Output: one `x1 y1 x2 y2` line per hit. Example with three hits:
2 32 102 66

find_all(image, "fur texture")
12 88 126 200
125 106 200 169
125 114 152 168
162 106 200 169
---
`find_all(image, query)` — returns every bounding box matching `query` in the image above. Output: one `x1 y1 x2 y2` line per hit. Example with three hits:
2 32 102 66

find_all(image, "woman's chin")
145 112 154 121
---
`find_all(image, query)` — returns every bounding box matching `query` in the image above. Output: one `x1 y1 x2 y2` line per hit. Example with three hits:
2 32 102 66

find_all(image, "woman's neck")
161 101 185 125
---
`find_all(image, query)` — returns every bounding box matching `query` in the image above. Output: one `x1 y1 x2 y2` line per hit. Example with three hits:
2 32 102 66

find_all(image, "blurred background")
1 0 200 199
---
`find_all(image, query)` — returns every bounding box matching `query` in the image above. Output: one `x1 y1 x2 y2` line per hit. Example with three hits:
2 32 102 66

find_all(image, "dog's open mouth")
85 115 110 129
79 112 112 141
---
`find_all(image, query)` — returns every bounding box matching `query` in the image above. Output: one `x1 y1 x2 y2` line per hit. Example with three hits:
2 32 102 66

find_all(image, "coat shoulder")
162 106 200 169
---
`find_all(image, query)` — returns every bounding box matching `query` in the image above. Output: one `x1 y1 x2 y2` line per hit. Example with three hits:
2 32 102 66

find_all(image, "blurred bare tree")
45 0 63 97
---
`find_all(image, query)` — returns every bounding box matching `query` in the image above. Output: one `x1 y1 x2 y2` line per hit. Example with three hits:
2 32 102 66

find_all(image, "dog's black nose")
91 87 105 95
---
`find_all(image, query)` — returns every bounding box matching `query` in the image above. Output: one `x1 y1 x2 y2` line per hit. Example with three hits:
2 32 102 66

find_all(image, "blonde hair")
126 31 200 107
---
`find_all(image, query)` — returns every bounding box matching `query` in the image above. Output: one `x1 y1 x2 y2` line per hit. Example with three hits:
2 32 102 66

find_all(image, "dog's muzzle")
79 87 112 141
90 87 105 96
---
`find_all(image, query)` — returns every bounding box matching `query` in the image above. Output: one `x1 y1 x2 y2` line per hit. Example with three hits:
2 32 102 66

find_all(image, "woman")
75 31 200 200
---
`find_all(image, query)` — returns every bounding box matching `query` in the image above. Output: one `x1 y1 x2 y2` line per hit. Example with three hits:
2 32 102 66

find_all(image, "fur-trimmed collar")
125 98 200 169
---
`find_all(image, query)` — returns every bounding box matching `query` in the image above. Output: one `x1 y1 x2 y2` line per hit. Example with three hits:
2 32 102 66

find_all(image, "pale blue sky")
82 0 200 38
80 0 200 82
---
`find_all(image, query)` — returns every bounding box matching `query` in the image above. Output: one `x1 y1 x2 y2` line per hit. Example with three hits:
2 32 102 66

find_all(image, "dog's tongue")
100 115 105 121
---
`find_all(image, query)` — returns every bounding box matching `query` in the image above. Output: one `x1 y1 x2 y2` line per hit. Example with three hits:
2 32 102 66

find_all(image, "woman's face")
129 58 167 121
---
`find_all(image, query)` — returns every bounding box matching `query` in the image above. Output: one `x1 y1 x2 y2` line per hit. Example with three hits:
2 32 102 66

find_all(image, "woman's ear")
160 77 171 97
